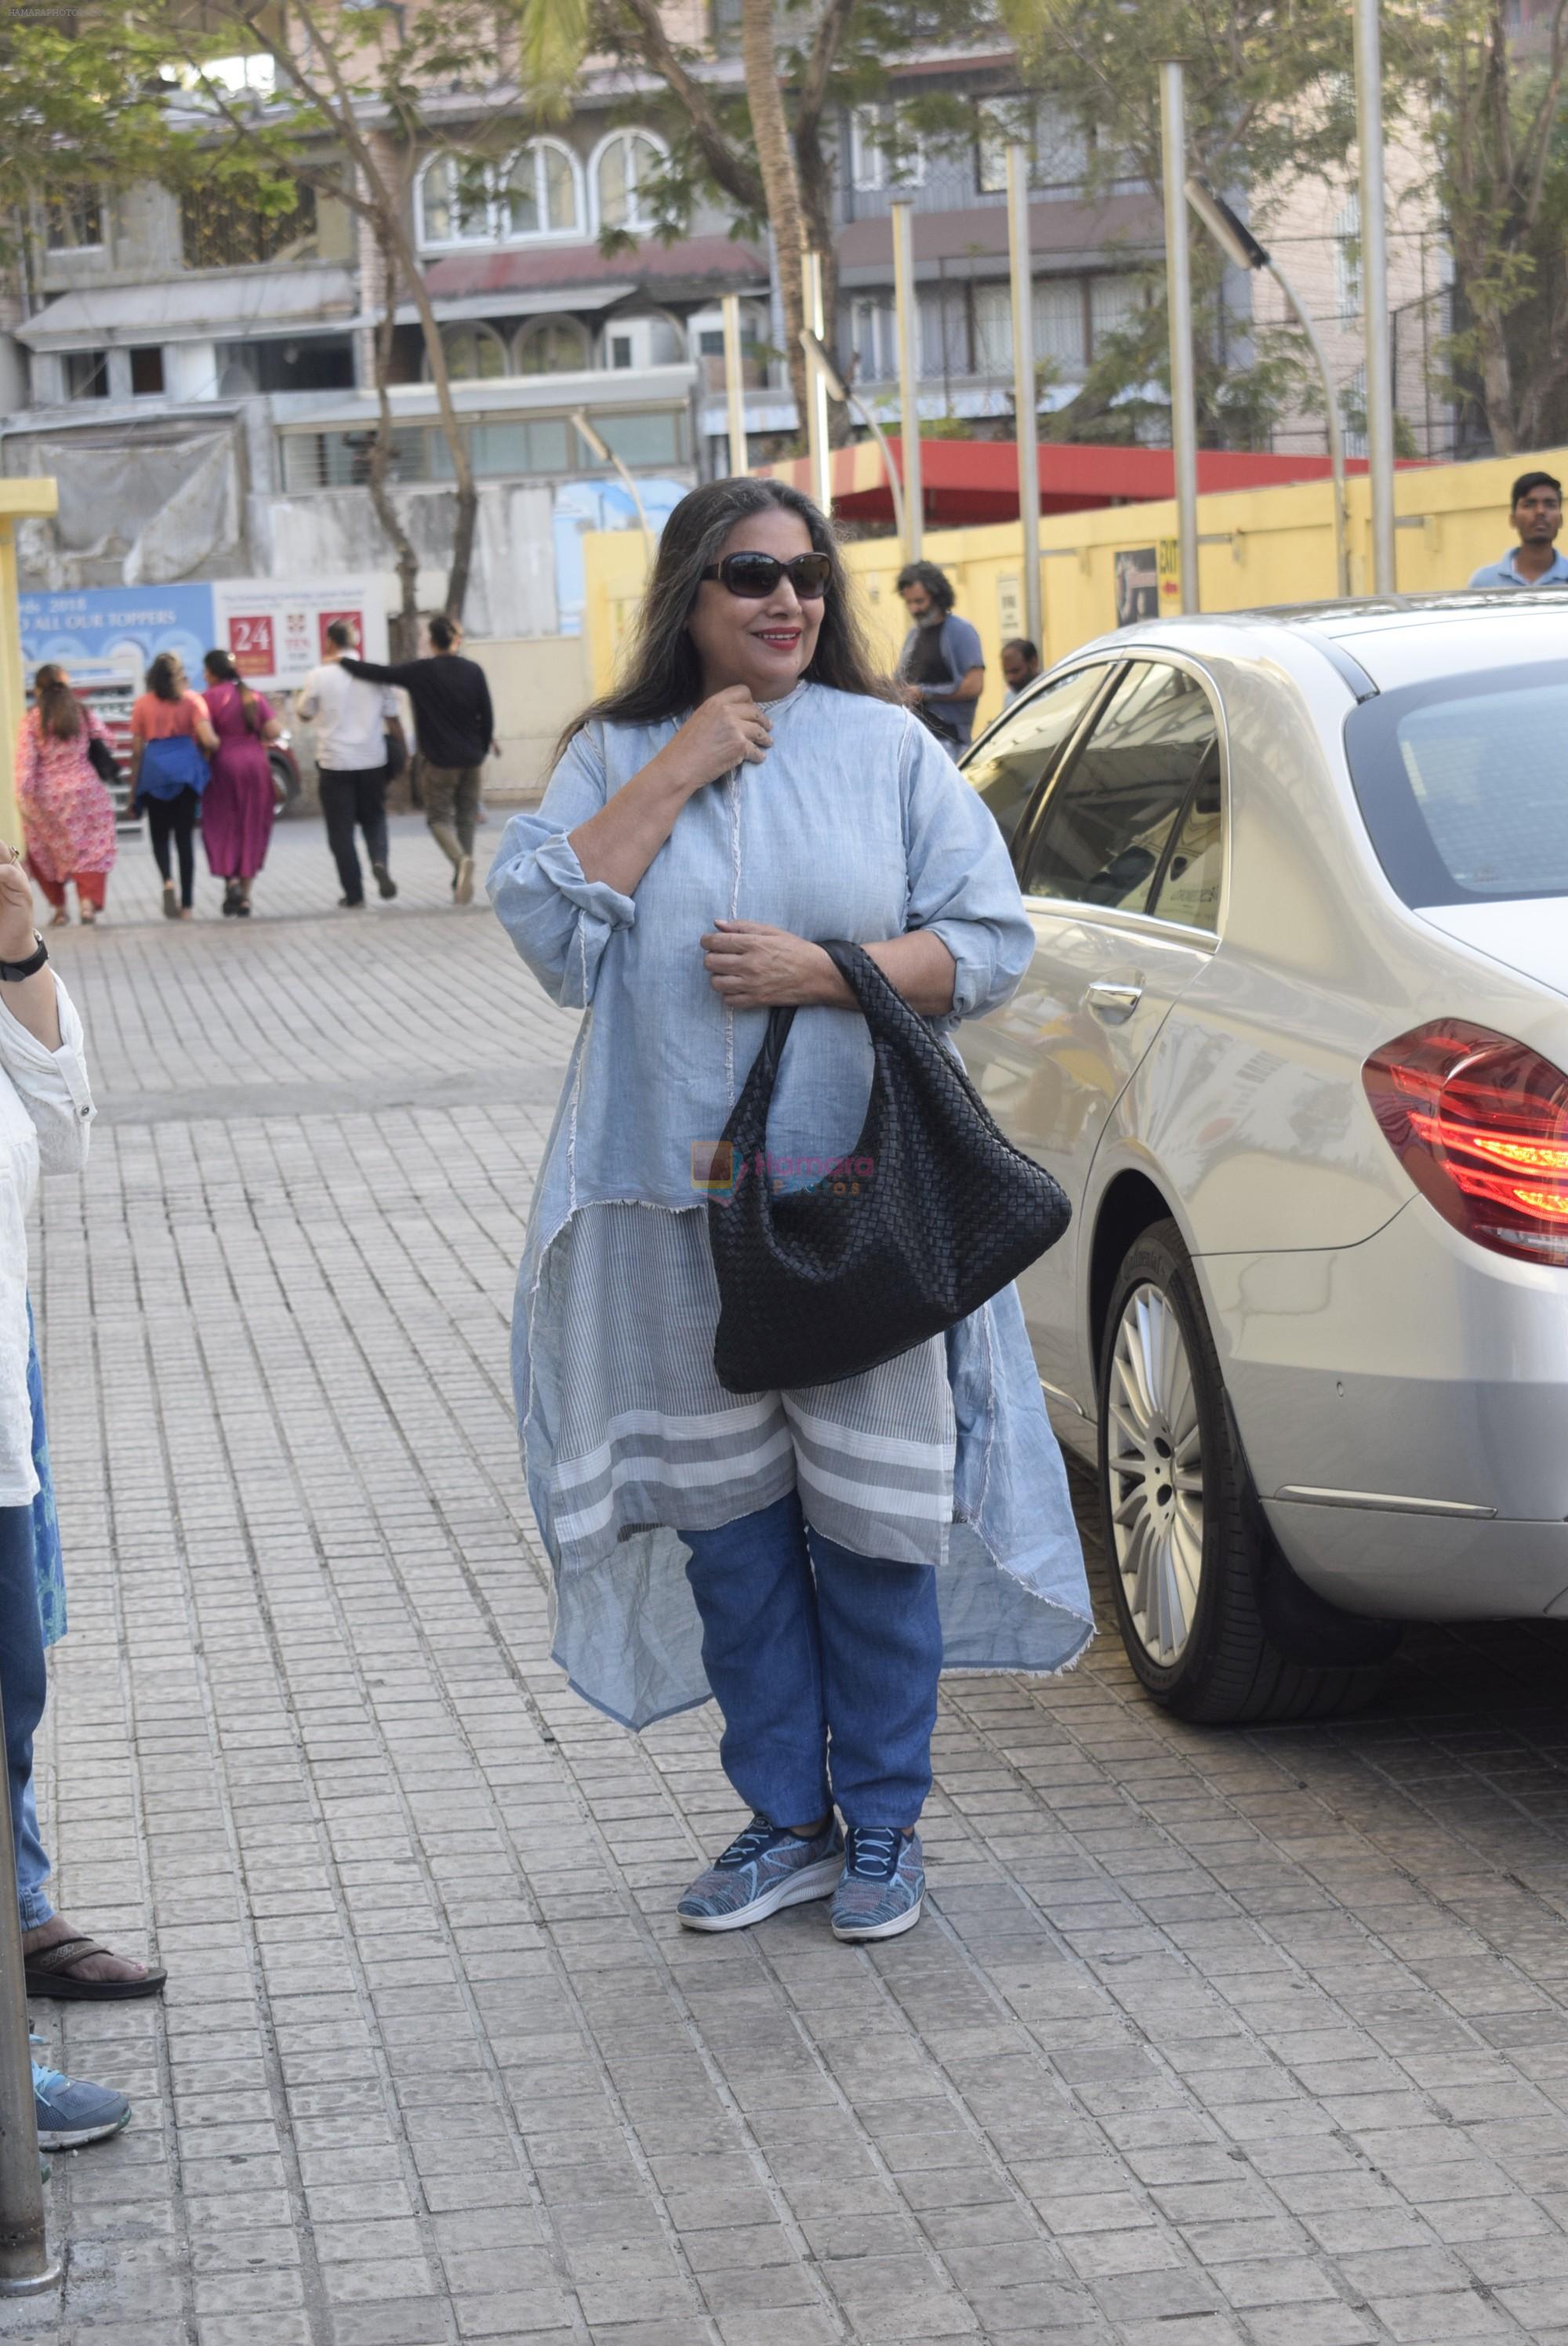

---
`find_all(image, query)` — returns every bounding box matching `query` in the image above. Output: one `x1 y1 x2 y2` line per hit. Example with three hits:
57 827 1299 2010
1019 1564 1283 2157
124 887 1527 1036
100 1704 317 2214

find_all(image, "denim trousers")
679 1490 942 1831
0 1504 53 1928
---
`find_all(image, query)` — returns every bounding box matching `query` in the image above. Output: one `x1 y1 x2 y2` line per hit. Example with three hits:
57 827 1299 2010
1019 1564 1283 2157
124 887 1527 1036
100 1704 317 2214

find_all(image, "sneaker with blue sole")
831 1826 925 1941
32 2057 130 2151
677 1814 844 1932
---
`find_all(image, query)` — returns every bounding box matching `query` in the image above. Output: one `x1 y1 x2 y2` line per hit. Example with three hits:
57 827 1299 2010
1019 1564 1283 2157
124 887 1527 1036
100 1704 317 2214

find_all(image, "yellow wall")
582 444 1568 740
0 483 60 847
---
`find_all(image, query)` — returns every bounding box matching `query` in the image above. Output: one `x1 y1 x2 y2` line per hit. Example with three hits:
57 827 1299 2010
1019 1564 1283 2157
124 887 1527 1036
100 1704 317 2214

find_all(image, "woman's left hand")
701 921 838 1009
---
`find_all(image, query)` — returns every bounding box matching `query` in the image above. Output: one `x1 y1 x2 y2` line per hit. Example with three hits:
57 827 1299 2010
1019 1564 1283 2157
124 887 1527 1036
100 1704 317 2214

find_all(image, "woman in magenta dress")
200 650 281 917
14 666 118 927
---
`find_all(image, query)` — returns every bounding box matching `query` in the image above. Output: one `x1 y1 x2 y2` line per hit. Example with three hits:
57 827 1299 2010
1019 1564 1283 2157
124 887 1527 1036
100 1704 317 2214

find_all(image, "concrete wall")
583 443 1568 735
261 481 559 640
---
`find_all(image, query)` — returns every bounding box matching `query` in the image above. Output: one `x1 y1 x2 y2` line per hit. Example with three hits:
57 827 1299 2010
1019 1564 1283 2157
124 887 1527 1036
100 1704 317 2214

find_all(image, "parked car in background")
960 594 1568 1723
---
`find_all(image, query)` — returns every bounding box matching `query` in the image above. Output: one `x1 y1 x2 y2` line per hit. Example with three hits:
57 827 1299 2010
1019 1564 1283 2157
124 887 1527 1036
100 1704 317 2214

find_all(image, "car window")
1345 666 1568 906
965 664 1112 851
1019 662 1221 913
1149 746 1222 931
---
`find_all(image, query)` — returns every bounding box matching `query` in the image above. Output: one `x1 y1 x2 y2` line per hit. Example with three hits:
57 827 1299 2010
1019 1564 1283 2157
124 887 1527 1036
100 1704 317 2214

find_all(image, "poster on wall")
18 586 216 686
211 577 389 688
1113 547 1158 627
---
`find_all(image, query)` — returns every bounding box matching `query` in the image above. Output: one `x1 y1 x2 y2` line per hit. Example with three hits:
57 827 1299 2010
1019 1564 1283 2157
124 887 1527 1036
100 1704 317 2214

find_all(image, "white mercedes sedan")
960 593 1568 1723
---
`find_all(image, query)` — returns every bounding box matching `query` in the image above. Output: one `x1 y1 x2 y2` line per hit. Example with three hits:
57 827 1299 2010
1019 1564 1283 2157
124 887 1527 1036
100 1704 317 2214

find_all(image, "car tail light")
1363 1019 1568 1266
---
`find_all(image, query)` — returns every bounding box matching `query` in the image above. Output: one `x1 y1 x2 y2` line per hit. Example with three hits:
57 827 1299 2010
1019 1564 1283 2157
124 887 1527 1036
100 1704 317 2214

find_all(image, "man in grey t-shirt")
896 562 985 757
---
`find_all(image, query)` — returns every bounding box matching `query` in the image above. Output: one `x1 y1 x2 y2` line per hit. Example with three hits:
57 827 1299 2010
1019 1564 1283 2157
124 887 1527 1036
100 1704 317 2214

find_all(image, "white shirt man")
296 622 402 908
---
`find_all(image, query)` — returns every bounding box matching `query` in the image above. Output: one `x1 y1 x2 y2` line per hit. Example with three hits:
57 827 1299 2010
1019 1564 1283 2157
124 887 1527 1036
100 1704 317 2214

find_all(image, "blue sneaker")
677 1814 843 1933
31 2058 130 2152
831 1827 925 1941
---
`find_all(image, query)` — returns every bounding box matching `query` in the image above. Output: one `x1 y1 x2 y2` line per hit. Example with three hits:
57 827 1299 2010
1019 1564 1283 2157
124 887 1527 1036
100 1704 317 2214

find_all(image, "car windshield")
1345 664 1568 906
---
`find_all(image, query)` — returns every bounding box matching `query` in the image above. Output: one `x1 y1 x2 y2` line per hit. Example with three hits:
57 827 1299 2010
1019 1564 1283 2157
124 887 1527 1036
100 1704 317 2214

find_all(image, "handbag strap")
722 941 927 1150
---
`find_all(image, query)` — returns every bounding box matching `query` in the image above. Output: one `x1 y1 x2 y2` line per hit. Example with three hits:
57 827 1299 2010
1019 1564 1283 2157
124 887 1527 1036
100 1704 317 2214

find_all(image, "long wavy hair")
557 477 892 760
32 663 82 741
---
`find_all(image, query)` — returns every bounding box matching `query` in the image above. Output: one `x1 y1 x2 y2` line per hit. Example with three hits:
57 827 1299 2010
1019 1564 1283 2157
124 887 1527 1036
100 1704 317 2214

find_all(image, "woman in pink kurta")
14 666 118 926
200 650 281 916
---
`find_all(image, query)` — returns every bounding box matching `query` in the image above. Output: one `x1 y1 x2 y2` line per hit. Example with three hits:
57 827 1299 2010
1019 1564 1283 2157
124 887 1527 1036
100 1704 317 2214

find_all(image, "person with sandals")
14 665 117 928
200 649 283 919
0 841 155 2148
129 653 217 921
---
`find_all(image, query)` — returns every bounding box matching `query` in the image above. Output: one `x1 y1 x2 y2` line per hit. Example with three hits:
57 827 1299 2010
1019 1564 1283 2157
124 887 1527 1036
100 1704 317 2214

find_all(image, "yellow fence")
582 442 1566 743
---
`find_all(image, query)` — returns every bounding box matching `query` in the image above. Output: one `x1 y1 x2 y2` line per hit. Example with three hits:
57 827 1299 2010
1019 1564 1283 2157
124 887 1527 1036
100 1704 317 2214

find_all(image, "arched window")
593 131 664 233
514 316 591 375
418 153 494 248
427 324 508 383
503 140 581 239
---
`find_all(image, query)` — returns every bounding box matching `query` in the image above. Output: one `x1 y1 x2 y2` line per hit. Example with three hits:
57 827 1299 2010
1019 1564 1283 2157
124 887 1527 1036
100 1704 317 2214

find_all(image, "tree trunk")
1474 292 1520 452
365 223 421 659
740 0 811 443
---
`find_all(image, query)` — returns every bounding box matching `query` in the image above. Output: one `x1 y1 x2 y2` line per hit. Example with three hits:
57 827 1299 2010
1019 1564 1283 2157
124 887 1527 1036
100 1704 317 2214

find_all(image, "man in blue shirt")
1468 470 1568 588
896 562 985 757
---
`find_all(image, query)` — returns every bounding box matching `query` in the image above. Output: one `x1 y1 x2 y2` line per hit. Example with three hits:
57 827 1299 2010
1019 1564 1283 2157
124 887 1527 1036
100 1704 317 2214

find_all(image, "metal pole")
721 292 748 478
800 327 906 547
1159 61 1200 613
1268 261 1350 595
802 249 833 514
891 198 923 563
1354 0 1396 592
0 1684 58 2296
1005 143 1042 655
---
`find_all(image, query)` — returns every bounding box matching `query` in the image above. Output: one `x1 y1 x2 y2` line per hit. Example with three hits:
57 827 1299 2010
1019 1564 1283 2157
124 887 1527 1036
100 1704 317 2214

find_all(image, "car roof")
1079 590 1568 695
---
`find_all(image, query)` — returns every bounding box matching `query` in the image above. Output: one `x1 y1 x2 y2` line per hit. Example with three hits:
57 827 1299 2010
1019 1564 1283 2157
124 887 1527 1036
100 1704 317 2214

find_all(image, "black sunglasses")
701 551 833 600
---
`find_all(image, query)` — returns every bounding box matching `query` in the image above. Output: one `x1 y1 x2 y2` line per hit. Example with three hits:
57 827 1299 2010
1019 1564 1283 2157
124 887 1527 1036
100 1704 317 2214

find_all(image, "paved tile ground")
11 812 1568 2344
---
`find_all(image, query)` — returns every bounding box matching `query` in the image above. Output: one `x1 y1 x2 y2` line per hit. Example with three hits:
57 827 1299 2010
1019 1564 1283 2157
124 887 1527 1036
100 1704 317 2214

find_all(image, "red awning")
760 438 1417 528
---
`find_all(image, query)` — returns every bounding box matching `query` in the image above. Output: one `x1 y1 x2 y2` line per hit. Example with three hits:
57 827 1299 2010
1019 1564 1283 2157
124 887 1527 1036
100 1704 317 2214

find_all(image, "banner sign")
18 576 389 694
211 577 388 688
18 586 216 685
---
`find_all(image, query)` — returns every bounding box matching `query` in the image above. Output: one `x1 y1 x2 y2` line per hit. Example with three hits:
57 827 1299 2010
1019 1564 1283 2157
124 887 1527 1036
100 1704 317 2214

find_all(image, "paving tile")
31 812 1568 2346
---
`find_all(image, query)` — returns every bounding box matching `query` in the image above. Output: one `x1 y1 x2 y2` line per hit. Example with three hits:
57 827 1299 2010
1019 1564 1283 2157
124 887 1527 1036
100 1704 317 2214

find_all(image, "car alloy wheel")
1105 1279 1204 1666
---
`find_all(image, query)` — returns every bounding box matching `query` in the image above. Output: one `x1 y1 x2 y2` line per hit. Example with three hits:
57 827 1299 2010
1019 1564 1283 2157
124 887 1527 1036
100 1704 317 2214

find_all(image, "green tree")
995 0 1381 446
521 0 980 439
1422 0 1568 452
140 1 538 623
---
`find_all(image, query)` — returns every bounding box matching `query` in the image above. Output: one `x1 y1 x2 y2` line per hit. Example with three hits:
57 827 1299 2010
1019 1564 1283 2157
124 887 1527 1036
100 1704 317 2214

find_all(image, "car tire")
1097 1219 1397 1724
269 750 301 813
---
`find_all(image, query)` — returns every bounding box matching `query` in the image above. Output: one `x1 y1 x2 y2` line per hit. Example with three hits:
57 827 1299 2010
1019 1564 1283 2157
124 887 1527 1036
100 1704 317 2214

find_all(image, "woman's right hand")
661 685 772 790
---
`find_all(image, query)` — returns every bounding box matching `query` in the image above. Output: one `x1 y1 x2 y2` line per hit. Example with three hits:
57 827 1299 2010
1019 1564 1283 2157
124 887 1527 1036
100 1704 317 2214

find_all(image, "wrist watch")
0 932 48 982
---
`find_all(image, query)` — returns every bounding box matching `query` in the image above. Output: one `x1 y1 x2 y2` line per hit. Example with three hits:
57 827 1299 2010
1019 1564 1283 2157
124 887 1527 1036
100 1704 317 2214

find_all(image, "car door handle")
1087 980 1143 1023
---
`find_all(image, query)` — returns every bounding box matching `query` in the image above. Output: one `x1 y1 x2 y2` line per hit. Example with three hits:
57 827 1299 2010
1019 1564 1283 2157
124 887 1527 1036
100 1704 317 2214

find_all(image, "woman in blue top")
489 479 1091 1945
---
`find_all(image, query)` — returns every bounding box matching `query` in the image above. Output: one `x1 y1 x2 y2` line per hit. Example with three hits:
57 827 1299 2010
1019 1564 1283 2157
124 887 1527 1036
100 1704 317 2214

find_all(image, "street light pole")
569 411 653 571
800 329 906 548
1184 176 1350 596
890 199 923 564
1159 61 1201 613
720 293 748 478
1354 0 1397 592
1005 143 1042 656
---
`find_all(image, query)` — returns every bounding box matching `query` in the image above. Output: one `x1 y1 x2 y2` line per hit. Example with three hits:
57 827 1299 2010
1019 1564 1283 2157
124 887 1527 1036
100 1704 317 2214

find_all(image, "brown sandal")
24 1936 166 2002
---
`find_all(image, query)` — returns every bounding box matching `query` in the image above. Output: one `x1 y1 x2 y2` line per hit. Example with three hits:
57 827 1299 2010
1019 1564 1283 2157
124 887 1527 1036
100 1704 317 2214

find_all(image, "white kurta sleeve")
0 971 93 1174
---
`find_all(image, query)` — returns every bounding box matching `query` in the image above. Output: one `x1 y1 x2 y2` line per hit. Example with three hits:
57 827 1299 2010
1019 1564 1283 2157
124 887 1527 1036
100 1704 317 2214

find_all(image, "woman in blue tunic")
489 478 1091 1943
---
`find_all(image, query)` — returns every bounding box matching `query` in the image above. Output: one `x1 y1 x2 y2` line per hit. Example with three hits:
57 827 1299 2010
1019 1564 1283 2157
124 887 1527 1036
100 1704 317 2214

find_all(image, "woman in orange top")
129 654 217 921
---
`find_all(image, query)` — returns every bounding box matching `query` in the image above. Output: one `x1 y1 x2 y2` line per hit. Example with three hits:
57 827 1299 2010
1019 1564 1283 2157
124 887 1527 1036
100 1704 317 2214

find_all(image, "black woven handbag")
708 941 1070 1393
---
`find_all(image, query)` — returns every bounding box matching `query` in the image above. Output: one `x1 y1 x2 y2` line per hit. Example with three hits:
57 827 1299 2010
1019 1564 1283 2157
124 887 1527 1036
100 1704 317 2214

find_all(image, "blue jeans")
0 1505 53 1928
680 1491 942 1831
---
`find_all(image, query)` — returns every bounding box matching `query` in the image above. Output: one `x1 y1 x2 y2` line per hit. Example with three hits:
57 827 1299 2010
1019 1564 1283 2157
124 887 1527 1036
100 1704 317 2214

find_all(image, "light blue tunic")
489 681 1093 1730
